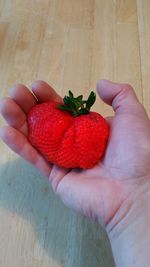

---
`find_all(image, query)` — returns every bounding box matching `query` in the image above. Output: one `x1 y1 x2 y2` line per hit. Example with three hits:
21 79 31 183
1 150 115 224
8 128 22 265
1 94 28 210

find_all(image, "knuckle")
120 84 134 98
122 83 133 92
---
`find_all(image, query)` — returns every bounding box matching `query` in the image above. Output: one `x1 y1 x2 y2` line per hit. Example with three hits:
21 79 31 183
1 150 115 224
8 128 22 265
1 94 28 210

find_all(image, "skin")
0 79 150 267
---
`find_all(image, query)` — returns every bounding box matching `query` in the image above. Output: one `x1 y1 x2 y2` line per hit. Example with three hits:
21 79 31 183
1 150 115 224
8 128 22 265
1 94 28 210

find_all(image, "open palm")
1 80 150 229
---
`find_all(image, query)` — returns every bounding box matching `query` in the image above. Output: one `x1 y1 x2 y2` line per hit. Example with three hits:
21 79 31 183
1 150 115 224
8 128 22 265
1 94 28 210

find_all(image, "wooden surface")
0 1 150 266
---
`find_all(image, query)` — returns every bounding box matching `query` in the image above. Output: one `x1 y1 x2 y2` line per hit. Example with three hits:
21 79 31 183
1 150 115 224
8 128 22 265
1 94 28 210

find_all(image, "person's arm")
107 184 150 267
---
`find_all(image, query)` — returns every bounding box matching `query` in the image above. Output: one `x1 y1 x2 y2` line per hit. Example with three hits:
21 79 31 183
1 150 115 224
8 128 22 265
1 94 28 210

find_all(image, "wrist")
106 182 150 267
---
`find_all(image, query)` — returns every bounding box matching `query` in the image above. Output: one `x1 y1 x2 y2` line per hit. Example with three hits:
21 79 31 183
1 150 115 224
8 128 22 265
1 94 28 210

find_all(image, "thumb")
97 80 145 114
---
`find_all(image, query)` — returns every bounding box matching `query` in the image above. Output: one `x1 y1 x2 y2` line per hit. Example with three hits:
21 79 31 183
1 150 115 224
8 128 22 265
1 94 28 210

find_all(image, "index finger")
31 80 63 103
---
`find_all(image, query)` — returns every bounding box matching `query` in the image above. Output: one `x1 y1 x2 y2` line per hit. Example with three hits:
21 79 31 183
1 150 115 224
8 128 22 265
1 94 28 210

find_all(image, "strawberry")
27 90 109 169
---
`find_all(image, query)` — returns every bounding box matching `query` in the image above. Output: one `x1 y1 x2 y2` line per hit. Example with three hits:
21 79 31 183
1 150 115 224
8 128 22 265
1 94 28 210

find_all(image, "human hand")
1 79 150 267
0 80 150 228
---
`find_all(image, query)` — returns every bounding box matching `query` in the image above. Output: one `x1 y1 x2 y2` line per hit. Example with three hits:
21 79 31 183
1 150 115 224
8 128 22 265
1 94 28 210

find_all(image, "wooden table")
0 1 149 266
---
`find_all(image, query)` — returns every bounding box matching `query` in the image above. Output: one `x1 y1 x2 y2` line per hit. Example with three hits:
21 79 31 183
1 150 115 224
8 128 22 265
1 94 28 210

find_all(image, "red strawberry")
27 90 109 169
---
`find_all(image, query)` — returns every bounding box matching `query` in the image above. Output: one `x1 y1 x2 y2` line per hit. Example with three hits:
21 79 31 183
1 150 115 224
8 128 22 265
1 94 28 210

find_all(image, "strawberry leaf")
57 104 72 112
73 108 89 116
76 95 83 102
69 90 74 98
63 96 70 105
86 91 96 110
57 90 96 116
71 98 81 109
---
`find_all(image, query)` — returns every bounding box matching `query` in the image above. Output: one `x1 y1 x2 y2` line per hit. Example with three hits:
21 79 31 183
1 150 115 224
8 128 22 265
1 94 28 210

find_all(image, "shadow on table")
0 158 115 267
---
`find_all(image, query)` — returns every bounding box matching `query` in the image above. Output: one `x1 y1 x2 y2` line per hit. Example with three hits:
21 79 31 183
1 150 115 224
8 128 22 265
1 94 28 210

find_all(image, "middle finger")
0 97 28 136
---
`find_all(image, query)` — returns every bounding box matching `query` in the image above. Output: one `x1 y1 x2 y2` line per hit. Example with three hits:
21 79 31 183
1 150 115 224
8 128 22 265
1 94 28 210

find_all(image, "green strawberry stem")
57 90 96 116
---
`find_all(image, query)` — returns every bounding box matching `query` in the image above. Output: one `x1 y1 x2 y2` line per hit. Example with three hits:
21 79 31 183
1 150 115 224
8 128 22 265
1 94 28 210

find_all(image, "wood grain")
0 1 149 266
137 0 150 116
